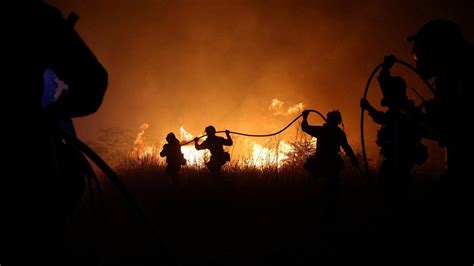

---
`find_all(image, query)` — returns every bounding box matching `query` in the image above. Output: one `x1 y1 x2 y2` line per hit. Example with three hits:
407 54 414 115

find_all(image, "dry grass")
63 133 447 265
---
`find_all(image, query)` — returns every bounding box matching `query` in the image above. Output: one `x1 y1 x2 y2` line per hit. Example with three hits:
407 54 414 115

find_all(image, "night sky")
47 0 473 154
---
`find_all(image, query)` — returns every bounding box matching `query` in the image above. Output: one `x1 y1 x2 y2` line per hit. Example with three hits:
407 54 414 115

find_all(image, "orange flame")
128 122 302 169
246 139 294 168
130 123 160 162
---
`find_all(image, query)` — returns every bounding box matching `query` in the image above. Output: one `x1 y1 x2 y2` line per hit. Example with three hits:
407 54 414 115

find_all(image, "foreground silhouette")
3 1 107 262
364 19 474 259
194 126 233 174
410 19 474 189
408 19 474 258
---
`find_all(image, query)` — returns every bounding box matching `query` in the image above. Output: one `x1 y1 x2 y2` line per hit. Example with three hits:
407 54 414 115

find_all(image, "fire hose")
180 109 327 145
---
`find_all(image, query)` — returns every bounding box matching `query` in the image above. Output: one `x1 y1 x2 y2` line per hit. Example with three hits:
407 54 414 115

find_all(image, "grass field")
61 147 453 265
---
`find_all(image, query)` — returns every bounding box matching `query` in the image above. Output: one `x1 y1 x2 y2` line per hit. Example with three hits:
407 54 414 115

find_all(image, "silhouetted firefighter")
194 126 233 174
301 110 358 220
3 1 107 261
302 110 358 179
408 19 474 258
360 55 426 208
410 20 473 189
160 132 186 183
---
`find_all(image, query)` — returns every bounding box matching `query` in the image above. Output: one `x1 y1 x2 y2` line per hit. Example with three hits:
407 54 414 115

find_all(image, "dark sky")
47 0 473 151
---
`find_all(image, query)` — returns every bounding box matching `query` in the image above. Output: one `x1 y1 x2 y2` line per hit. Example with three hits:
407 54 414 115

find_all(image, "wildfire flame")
246 139 294 168
130 123 160 162
134 123 149 146
129 125 209 166
129 123 300 169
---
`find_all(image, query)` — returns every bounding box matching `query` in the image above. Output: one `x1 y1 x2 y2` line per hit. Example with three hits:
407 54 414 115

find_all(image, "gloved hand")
382 55 396 69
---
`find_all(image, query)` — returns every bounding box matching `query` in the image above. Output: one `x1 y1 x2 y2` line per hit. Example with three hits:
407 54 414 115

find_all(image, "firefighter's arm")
369 109 387 125
194 138 205 150
341 133 358 166
361 99 386 124
301 110 321 136
223 130 233 146
43 5 107 119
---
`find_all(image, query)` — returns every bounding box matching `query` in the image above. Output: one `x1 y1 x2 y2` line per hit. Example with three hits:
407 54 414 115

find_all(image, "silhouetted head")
166 132 178 143
381 76 408 107
326 111 342 126
205 125 216 136
408 19 465 79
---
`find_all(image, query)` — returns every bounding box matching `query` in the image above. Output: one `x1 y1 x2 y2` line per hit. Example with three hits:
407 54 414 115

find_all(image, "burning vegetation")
126 122 315 170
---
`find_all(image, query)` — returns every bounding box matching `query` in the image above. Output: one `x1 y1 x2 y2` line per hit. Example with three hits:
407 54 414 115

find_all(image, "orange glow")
49 0 449 163
127 96 322 168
